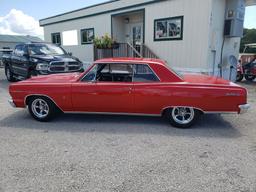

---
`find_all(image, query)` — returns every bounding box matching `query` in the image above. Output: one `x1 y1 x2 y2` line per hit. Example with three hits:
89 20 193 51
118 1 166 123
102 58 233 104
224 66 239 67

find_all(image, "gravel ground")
0 68 256 192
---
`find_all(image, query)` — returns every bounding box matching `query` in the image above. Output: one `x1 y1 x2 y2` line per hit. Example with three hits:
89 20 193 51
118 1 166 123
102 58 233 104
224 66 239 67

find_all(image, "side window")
14 45 24 56
81 28 94 44
96 63 133 82
52 33 61 45
133 64 159 82
22 45 28 55
82 65 97 82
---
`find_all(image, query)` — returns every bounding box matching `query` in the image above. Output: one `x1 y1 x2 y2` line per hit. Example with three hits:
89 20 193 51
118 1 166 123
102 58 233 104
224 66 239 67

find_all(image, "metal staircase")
94 43 159 60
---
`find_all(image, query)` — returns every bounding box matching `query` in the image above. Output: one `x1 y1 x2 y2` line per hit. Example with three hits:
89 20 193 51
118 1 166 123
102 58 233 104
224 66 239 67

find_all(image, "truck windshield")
29 44 66 56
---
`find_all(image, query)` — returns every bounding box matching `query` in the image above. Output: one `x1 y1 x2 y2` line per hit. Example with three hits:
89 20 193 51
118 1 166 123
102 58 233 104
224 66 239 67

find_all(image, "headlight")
36 63 49 71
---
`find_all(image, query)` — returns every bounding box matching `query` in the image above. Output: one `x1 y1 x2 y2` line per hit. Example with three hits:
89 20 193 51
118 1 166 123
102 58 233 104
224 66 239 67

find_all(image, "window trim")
133 64 160 83
81 63 161 83
154 16 184 41
51 32 61 45
81 28 95 45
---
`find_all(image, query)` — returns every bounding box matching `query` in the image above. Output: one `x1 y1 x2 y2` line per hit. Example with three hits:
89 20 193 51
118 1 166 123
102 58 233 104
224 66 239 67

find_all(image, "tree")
240 28 256 53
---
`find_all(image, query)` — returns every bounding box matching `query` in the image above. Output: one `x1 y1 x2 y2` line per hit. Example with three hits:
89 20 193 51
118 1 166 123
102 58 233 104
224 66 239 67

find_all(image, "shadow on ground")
0 110 242 139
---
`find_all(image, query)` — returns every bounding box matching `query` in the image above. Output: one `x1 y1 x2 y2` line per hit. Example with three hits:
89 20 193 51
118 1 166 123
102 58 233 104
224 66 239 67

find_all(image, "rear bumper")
8 99 16 108
239 104 250 114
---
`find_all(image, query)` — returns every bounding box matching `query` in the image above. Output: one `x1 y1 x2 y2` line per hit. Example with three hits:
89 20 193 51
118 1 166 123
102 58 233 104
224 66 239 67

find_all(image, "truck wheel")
5 65 15 82
245 75 256 81
236 72 243 82
28 96 58 122
164 107 201 128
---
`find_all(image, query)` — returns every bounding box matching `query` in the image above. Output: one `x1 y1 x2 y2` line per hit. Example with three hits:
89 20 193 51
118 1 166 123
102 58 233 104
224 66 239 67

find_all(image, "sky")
0 0 256 38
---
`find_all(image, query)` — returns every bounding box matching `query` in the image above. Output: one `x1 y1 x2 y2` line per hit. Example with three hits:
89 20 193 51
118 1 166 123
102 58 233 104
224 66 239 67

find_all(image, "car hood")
20 73 82 84
183 73 234 86
30 55 80 63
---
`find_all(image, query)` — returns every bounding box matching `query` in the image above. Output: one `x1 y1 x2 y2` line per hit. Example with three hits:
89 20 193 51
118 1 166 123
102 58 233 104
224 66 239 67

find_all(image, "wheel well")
161 107 204 116
25 95 62 112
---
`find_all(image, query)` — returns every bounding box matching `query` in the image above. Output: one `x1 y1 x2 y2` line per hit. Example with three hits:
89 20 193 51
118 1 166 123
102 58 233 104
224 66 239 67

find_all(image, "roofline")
40 0 120 22
39 0 167 26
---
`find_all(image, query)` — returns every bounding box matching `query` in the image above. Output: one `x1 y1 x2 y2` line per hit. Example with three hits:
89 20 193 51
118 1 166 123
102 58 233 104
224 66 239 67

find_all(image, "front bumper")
8 99 16 108
239 104 250 114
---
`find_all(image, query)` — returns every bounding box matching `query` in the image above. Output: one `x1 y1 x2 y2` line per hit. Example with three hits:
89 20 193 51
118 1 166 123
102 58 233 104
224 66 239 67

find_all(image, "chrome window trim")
80 62 161 83
133 63 161 82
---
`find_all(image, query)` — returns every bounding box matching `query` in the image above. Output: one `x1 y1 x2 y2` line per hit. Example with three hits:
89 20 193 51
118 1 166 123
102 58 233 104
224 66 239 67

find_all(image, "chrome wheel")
171 107 195 125
31 99 49 118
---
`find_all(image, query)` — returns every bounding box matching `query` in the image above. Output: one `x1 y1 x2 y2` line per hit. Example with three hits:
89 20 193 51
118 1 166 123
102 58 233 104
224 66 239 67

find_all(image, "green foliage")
93 34 115 49
240 28 256 53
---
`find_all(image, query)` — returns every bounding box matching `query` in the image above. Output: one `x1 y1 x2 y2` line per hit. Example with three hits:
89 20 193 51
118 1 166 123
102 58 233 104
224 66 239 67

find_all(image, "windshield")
29 44 66 56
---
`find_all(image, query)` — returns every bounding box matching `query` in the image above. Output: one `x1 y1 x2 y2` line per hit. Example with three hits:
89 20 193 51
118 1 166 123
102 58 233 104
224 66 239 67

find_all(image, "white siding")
144 0 212 72
42 0 243 75
40 0 152 25
208 0 241 78
44 14 112 62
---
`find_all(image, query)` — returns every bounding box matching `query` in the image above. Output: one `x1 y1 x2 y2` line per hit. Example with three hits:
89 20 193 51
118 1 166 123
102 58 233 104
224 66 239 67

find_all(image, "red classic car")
9 58 250 128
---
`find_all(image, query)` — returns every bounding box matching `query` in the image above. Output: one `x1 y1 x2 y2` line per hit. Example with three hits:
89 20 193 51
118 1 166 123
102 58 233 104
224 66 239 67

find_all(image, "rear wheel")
245 75 256 81
28 96 58 122
164 107 201 128
236 72 243 82
5 65 15 82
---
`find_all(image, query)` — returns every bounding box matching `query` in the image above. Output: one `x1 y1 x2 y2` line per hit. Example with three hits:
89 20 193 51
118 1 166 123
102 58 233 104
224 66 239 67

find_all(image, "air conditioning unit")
224 0 245 37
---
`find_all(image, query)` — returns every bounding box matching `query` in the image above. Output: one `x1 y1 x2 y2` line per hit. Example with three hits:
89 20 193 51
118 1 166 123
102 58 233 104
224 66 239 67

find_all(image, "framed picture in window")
154 16 183 41
81 28 95 44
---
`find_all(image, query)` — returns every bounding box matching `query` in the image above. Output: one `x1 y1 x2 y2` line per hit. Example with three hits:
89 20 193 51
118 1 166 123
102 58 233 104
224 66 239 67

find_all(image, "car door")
11 45 29 77
132 64 163 114
71 63 134 113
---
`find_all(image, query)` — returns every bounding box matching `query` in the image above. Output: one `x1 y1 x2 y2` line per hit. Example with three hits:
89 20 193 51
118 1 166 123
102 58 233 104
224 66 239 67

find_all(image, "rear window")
133 64 159 82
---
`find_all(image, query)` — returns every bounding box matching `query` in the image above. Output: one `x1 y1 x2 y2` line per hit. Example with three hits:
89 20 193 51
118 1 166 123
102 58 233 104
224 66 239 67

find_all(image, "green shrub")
93 34 116 49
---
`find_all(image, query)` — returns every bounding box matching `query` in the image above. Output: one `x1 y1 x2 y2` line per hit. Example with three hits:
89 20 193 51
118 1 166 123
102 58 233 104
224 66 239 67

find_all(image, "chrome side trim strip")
24 94 64 112
161 106 239 115
63 111 161 117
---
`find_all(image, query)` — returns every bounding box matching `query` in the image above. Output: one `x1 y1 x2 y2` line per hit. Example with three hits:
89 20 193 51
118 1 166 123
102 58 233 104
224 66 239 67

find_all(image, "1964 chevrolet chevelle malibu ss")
9 58 250 128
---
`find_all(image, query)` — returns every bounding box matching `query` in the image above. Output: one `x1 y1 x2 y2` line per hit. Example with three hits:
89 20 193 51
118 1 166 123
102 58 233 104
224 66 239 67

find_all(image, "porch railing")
94 43 159 60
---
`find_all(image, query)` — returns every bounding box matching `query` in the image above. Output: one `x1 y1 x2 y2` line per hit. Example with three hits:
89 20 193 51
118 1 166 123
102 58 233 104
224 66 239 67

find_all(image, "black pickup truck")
2 42 83 81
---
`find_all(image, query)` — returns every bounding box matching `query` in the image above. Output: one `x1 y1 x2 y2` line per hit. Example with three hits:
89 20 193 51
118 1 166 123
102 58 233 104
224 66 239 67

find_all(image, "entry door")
130 23 143 55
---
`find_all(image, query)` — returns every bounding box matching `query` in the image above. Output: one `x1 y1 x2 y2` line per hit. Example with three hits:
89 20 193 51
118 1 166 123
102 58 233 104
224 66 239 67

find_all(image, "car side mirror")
68 52 72 56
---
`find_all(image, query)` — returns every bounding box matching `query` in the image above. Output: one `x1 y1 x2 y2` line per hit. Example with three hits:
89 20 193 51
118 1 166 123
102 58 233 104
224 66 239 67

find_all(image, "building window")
62 30 78 46
81 28 95 44
154 16 183 41
51 33 61 45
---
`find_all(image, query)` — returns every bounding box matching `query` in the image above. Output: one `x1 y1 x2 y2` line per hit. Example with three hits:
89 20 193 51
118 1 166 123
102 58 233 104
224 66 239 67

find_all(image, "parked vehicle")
2 42 83 82
237 43 256 82
9 58 249 128
0 47 12 68
236 59 256 82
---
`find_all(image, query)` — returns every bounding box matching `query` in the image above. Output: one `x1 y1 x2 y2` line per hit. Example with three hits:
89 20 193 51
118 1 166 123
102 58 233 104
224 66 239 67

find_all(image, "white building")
40 0 256 78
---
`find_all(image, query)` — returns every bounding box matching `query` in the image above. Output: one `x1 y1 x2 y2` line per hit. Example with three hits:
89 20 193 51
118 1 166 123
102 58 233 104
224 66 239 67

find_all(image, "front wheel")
5 65 15 82
245 75 256 81
164 107 201 128
236 72 243 82
28 97 58 122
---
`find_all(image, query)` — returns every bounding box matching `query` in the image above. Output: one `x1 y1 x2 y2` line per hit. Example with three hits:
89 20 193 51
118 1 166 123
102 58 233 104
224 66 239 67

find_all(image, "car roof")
95 57 167 66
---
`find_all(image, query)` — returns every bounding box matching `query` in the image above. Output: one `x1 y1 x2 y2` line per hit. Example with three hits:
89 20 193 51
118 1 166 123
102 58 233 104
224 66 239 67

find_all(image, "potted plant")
93 34 119 49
